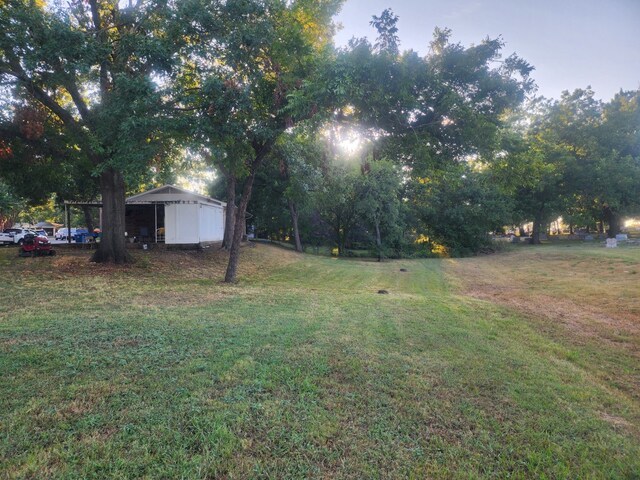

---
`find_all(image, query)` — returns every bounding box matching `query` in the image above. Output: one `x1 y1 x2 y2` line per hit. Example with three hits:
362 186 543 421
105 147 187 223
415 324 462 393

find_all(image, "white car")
1 228 38 245
0 231 15 245
55 228 79 240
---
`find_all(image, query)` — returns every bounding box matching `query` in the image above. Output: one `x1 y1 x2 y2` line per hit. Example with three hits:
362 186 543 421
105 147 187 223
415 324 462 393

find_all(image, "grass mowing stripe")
1 244 638 478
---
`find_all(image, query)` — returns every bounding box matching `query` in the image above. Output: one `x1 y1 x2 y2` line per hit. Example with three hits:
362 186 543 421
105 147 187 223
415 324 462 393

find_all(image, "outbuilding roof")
35 221 63 228
64 185 226 207
125 184 226 206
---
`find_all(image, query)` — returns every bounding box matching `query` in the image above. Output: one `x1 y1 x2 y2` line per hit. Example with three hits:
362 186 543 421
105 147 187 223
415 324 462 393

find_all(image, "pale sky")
334 0 640 100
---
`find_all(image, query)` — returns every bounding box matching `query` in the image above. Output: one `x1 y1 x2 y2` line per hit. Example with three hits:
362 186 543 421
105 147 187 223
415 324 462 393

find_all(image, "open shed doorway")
124 203 165 243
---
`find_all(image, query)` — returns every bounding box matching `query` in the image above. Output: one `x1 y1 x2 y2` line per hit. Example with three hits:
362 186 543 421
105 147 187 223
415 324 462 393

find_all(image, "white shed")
125 185 226 246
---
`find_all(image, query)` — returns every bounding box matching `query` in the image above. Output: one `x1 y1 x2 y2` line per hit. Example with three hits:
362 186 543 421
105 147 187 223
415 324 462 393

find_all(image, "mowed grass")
1 243 639 478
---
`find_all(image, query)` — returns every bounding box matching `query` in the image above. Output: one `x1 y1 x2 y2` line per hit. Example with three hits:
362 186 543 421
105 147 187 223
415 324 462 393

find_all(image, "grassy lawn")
1 243 639 478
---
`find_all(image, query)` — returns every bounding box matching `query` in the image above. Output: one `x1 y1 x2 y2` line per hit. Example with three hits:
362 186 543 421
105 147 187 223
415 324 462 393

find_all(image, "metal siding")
165 204 199 244
199 204 224 242
177 204 200 244
165 204 178 244
165 202 224 245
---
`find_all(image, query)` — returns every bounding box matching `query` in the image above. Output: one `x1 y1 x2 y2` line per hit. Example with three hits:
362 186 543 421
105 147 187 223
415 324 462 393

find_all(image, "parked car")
55 228 79 240
35 229 48 238
1 228 38 245
0 230 15 245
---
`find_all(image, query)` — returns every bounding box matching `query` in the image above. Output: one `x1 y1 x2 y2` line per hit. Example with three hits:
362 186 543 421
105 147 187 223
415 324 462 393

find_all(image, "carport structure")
64 185 226 246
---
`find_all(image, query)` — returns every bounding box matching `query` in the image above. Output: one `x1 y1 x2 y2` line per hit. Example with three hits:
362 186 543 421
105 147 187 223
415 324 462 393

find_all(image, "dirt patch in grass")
465 286 640 350
600 412 636 429
599 411 640 439
111 337 143 348
0 335 48 349
446 247 640 355
56 383 120 420
78 426 118 444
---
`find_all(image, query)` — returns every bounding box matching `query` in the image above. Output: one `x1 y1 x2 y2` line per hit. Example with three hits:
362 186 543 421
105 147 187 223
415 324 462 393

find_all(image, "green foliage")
412 164 512 255
179 0 344 179
370 9 400 55
0 0 188 260
493 117 570 233
0 110 100 206
314 165 359 254
590 90 640 217
0 0 181 177
2 0 638 261
492 88 640 237
0 179 25 227
316 21 535 255
240 129 325 242
354 159 402 257
17 197 59 224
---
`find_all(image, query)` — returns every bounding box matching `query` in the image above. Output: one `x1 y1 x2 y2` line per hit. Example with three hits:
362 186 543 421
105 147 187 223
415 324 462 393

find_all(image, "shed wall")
199 204 224 242
165 203 200 244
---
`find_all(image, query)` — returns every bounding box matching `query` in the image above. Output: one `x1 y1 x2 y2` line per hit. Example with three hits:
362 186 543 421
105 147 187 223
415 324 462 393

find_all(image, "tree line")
244 85 639 258
1 1 638 280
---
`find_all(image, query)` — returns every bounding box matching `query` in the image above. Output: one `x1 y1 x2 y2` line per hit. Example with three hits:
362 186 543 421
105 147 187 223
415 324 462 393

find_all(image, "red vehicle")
18 233 56 257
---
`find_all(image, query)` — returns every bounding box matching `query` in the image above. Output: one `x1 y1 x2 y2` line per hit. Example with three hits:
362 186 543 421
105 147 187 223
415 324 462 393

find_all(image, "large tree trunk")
288 199 303 252
603 206 621 238
224 140 273 283
338 230 345 256
222 174 236 250
91 168 132 264
529 210 544 245
224 171 257 283
374 219 383 262
239 213 247 242
82 205 94 233
333 216 344 256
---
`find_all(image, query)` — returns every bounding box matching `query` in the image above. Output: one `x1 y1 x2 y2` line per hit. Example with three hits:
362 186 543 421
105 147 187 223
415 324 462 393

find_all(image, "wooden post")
154 203 158 243
65 203 71 244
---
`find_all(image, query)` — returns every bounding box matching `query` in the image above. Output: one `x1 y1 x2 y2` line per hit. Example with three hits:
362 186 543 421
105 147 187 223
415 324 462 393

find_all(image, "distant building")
35 221 62 236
